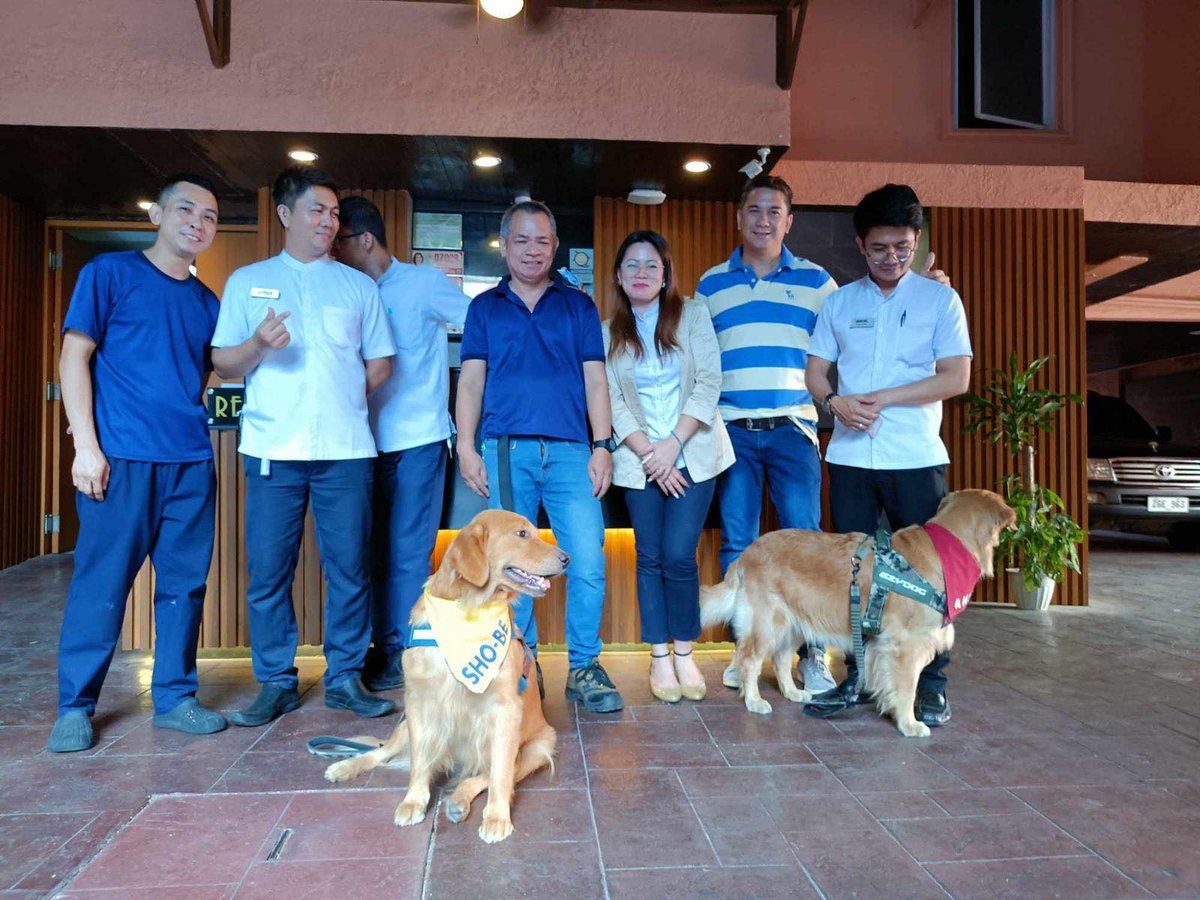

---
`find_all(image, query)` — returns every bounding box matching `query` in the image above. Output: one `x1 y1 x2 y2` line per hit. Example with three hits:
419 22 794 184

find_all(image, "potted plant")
962 353 1086 609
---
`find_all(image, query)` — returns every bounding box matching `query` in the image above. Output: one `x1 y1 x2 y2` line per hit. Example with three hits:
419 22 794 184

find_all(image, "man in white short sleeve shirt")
804 183 972 727
334 195 470 692
211 167 397 727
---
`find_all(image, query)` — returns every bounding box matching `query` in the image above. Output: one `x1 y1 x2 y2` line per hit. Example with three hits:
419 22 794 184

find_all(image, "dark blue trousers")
623 469 716 644
370 441 447 654
243 457 373 690
57 458 215 716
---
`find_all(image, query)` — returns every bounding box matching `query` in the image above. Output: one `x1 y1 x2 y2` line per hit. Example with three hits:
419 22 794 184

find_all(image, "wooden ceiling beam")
195 0 231 69
775 0 808 90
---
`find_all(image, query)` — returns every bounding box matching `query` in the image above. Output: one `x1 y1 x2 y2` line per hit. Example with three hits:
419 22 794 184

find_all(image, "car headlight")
1087 458 1115 482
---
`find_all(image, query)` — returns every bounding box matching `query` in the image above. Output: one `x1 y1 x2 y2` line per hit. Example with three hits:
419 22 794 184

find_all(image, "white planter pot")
1007 569 1056 610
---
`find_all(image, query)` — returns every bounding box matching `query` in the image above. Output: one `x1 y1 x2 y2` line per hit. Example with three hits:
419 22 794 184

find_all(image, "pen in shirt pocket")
900 311 907 327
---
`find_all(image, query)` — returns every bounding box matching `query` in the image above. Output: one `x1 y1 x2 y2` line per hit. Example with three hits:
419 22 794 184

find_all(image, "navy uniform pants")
242 456 373 690
57 458 215 716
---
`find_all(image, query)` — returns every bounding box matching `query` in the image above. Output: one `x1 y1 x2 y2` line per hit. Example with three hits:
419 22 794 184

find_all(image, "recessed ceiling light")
288 149 318 163
137 199 153 210
488 239 500 248
684 159 712 174
473 153 502 169
481 0 523 18
628 188 667 205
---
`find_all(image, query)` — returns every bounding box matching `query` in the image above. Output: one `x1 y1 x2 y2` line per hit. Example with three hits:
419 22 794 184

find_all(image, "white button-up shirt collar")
369 257 470 452
632 303 685 468
212 250 396 461
808 270 972 470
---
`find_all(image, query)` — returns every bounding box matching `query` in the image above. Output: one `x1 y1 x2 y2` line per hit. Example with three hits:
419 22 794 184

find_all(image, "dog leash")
305 722 404 759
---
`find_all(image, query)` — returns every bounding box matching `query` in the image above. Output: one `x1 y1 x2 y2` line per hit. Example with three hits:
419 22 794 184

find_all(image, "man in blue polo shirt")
49 174 226 752
456 199 623 714
804 183 972 726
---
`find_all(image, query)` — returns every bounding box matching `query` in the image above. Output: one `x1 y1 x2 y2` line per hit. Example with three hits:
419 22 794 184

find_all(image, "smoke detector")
627 188 667 205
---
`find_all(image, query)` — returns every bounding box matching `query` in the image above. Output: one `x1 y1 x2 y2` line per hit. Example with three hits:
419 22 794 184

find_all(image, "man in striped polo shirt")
694 174 839 694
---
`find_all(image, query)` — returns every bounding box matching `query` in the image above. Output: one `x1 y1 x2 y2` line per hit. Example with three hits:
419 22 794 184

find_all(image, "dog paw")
783 688 812 703
746 697 773 715
479 813 514 843
445 798 470 823
394 801 428 827
324 759 366 783
899 720 931 738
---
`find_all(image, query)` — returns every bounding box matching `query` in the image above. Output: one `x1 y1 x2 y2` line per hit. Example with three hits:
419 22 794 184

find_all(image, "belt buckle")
743 418 765 432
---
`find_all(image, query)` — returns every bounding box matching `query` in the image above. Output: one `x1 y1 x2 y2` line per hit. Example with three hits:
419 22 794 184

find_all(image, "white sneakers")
800 648 837 694
722 658 741 689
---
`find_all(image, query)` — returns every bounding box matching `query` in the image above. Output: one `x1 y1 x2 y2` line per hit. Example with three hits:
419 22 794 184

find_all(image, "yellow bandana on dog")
408 592 514 694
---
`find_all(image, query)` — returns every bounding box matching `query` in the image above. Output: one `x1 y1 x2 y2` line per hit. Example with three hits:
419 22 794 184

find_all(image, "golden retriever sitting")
324 509 567 842
700 489 1015 737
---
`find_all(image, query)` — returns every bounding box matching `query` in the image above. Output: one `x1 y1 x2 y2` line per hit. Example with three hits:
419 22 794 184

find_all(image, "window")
956 0 1056 130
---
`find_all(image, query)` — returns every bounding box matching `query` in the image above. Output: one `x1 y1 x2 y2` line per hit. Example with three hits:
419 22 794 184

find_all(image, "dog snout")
557 550 570 569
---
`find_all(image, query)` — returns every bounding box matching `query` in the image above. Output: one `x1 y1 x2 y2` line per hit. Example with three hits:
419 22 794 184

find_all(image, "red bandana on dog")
924 523 981 625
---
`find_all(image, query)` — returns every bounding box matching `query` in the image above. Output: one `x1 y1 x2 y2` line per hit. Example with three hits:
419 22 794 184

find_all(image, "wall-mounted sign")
206 386 244 430
413 249 464 283
413 212 463 250
570 248 594 273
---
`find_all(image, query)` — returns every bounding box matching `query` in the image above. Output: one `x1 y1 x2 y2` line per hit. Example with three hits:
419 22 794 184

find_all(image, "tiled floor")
0 536 1198 898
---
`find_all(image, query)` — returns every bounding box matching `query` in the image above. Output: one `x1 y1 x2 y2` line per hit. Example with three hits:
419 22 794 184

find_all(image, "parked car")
1087 391 1200 551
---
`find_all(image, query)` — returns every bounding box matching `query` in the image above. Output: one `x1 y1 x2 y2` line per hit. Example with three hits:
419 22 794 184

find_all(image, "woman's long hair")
607 230 684 362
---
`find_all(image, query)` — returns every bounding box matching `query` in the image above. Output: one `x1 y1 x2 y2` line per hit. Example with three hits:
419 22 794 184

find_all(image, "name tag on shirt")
250 287 280 300
850 317 875 329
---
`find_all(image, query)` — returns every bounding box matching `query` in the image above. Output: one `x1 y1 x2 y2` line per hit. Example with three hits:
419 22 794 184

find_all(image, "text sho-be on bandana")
409 592 514 693
923 523 982 624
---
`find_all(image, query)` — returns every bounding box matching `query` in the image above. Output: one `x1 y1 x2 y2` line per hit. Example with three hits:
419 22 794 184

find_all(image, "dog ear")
447 521 490 587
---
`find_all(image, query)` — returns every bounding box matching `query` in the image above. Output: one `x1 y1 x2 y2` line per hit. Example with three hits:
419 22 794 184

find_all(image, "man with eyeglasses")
803 183 972 726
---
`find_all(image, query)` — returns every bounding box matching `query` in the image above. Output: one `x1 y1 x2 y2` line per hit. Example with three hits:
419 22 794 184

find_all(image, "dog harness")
407 591 533 695
848 527 981 691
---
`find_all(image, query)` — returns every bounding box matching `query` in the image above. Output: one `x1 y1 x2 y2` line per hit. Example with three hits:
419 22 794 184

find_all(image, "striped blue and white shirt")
694 246 837 443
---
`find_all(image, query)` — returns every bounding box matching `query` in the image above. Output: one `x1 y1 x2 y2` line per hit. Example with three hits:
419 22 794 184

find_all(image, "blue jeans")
370 441 447 654
58 459 215 716
482 438 605 669
243 456 373 690
623 469 715 644
717 422 822 576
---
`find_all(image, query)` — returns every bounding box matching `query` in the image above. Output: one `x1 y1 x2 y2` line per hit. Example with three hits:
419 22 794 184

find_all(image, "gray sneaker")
800 648 837 694
565 659 624 713
153 698 227 735
47 710 94 753
722 659 741 689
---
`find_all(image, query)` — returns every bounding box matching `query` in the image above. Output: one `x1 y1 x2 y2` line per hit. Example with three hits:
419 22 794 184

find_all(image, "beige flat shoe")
673 649 707 702
650 653 682 703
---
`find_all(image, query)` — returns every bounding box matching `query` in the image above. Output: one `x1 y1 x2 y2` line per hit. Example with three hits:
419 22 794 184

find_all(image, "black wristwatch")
820 392 837 416
592 437 617 452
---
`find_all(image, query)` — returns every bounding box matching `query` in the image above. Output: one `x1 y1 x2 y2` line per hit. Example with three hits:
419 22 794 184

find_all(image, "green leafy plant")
962 353 1085 588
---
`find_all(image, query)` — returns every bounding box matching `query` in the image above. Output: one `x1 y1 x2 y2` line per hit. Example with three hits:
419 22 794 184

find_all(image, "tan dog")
324 509 567 842
700 489 1015 737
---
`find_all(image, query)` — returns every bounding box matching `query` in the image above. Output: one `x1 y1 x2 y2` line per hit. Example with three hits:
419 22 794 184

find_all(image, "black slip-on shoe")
802 678 860 719
47 710 94 753
363 649 405 692
915 691 951 727
229 683 302 728
324 676 397 718
153 698 227 734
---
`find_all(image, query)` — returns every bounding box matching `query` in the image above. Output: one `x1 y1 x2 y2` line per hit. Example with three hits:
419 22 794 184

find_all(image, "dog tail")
699 562 742 628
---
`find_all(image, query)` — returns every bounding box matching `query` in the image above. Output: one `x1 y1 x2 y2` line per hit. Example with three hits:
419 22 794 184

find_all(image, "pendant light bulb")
481 0 523 19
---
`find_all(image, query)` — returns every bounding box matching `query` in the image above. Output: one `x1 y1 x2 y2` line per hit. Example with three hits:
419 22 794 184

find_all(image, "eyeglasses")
866 245 914 264
621 260 662 274
334 231 364 243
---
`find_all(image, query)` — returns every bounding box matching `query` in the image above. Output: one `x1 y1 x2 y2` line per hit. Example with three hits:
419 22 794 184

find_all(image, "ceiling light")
136 199 153 211
684 159 711 174
627 188 667 206
288 149 318 163
473 153 502 169
488 239 500 248
480 0 523 19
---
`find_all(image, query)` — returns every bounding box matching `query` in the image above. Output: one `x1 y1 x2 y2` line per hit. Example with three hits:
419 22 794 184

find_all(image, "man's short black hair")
157 173 217 207
272 166 339 210
740 174 793 210
853 183 924 239
338 196 387 249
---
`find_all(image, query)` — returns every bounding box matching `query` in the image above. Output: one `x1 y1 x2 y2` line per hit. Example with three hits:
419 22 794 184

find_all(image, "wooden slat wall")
931 207 1089 606
0 194 44 570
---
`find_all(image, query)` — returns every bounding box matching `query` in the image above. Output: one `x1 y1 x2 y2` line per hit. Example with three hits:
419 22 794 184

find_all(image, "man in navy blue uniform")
50 174 226 752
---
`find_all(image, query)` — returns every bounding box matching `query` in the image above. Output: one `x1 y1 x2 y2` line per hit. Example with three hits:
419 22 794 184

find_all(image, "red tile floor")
0 536 1197 898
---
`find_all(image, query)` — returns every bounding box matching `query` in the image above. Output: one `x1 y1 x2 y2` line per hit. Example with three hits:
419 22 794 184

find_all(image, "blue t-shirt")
62 251 220 463
460 278 605 442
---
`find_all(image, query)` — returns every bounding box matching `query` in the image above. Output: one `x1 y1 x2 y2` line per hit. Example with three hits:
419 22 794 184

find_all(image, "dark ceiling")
1085 221 1200 304
0 126 783 222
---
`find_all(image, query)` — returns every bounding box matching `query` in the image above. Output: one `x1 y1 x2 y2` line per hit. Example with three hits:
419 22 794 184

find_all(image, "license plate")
1148 496 1189 513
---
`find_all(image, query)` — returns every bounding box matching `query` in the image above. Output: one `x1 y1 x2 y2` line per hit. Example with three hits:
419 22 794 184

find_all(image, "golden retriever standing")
700 489 1015 737
324 510 567 842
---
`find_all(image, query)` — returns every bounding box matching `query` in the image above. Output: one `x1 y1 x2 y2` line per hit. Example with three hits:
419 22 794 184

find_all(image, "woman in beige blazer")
603 230 734 703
